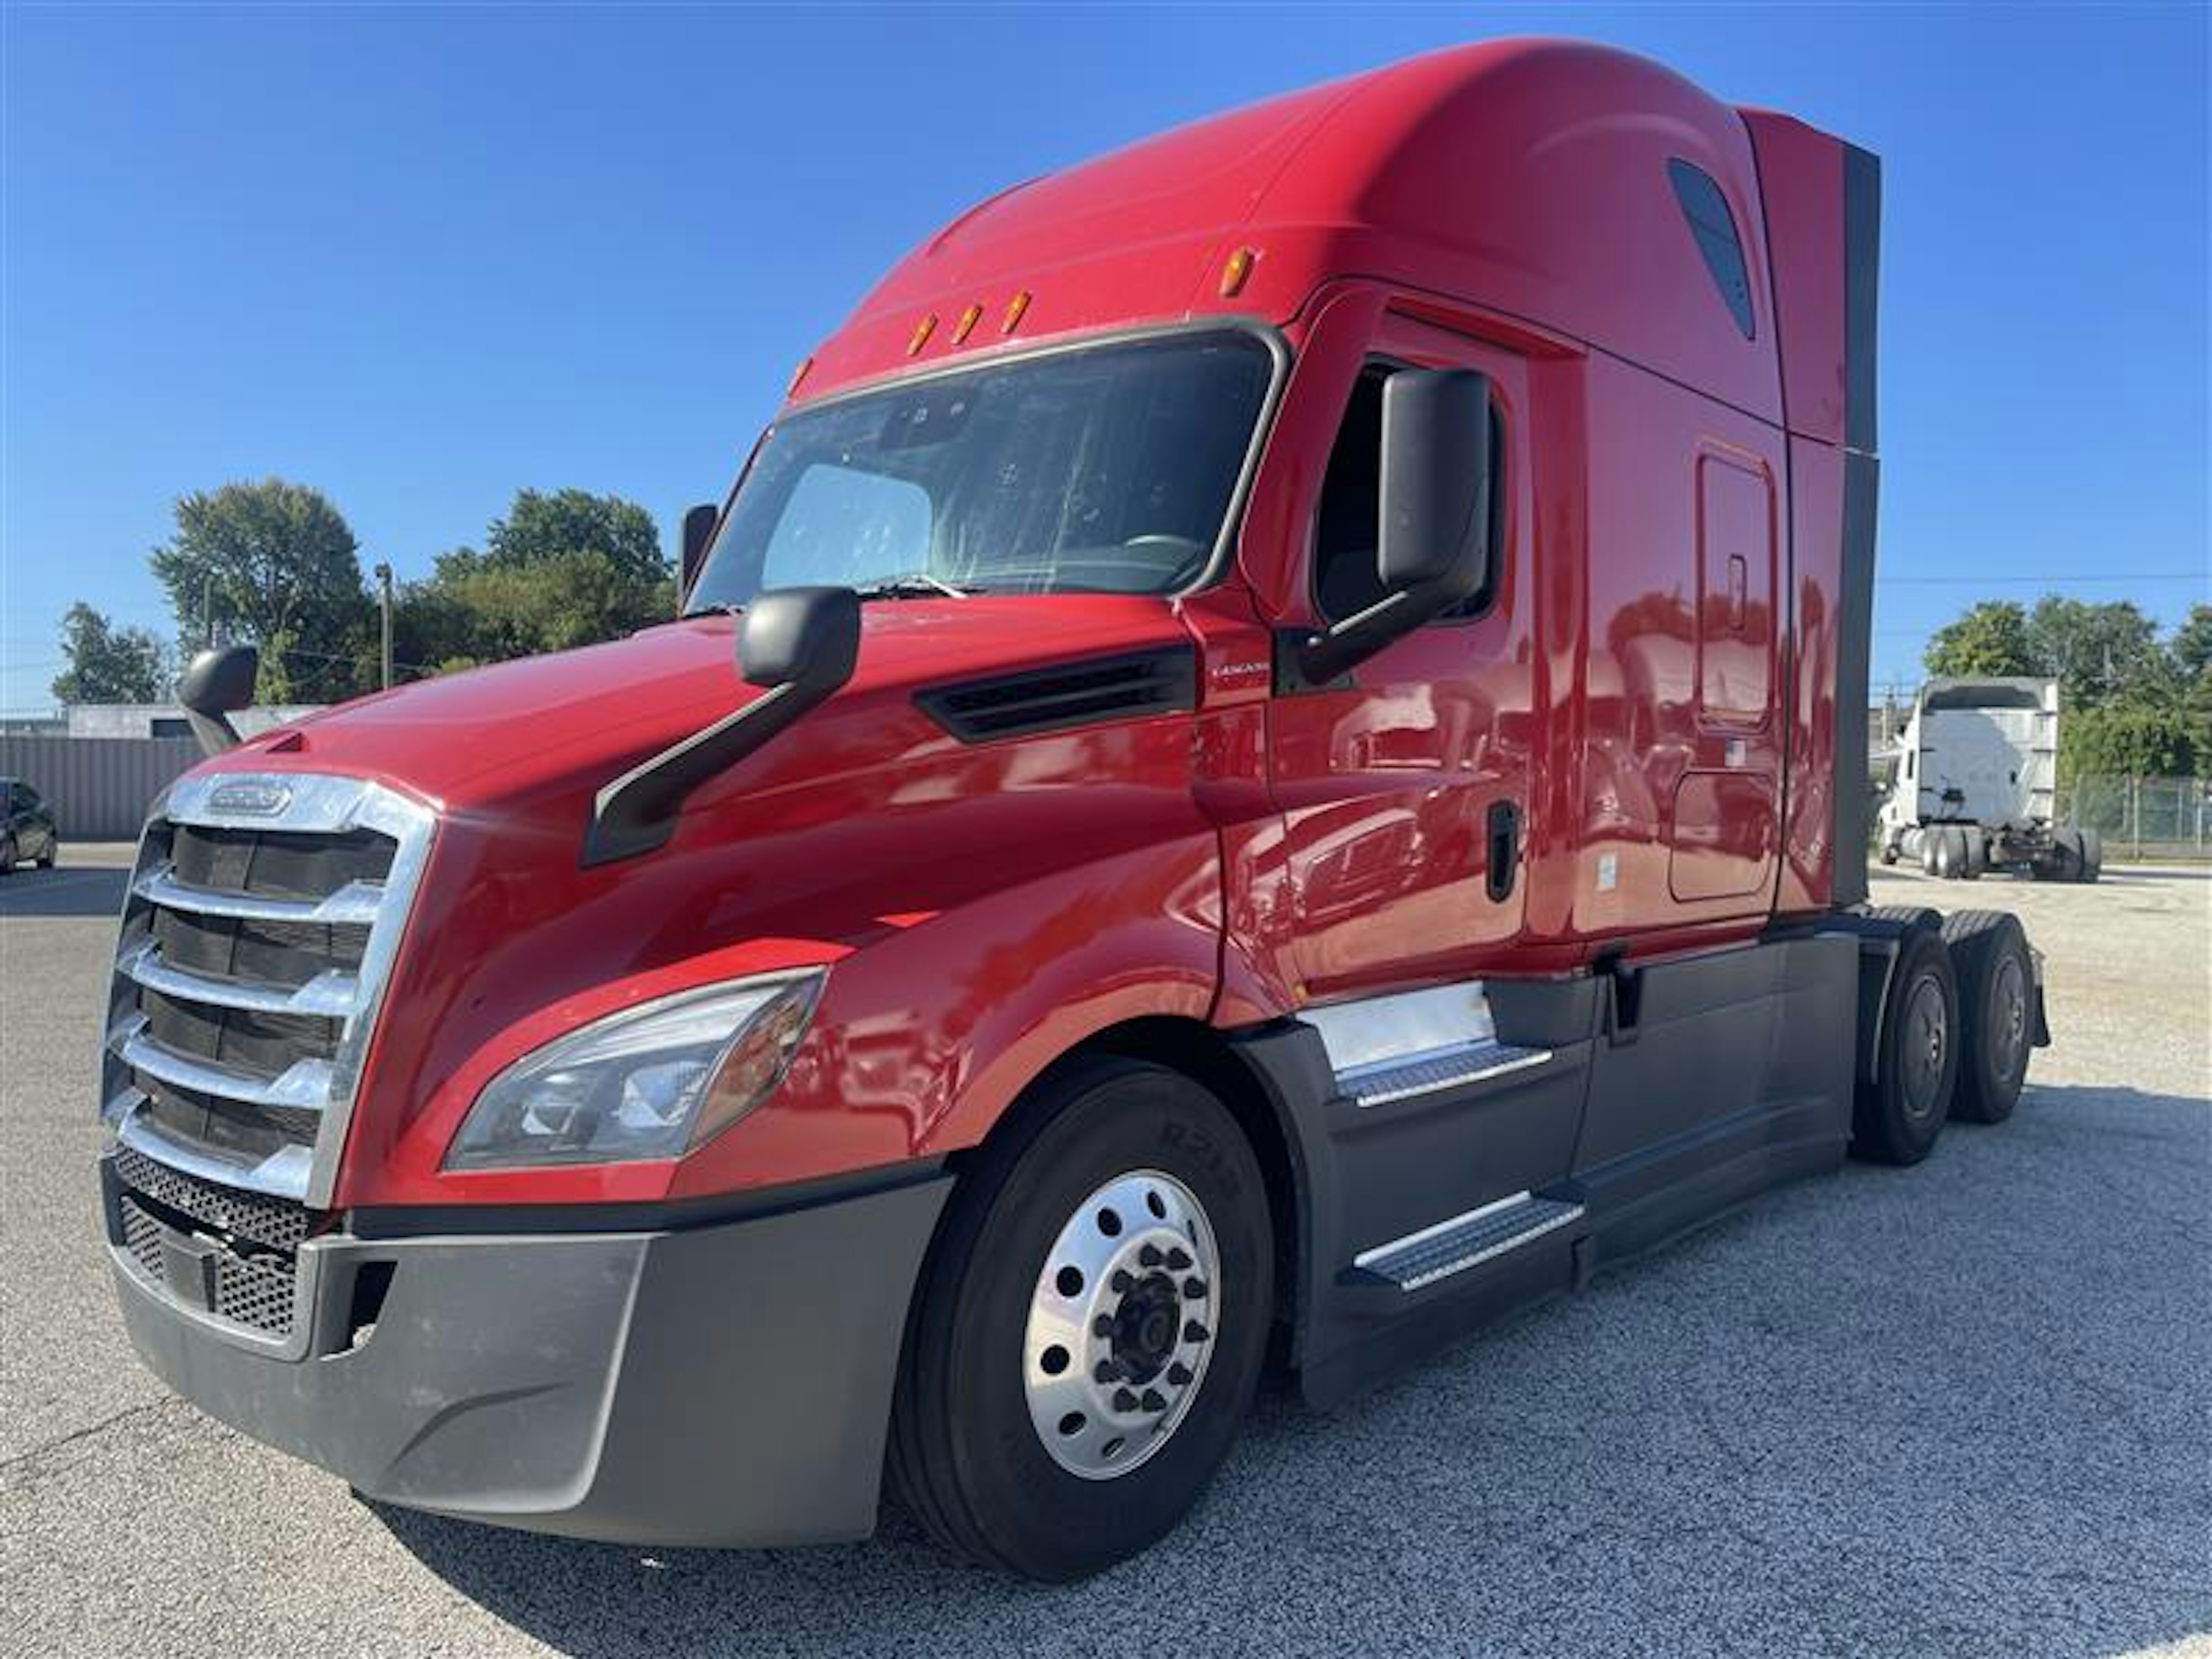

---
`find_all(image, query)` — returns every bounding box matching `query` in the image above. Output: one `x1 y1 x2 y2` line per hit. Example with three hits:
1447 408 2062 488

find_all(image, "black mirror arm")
184 708 244 757
1295 588 1437 685
583 680 806 866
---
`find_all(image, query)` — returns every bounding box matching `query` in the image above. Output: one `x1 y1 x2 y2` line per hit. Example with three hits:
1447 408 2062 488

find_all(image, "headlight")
445 971 824 1170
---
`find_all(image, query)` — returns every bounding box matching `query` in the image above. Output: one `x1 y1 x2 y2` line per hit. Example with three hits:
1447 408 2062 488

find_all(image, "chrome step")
1352 1191 1584 1292
1336 1039 1554 1108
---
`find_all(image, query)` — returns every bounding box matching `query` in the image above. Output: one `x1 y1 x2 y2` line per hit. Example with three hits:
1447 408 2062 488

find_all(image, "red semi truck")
101 39 2047 1580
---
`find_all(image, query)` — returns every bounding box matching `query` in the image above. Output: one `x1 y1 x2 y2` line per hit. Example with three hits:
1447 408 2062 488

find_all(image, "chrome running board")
1351 1191 1585 1293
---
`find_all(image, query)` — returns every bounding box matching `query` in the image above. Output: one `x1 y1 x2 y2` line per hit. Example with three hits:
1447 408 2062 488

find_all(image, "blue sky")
3 2 2206 712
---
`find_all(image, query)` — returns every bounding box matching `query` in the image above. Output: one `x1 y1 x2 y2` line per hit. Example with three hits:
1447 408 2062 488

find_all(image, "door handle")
1486 800 1521 903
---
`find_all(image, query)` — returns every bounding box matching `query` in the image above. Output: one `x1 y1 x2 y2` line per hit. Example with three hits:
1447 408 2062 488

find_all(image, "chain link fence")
2057 775 2212 858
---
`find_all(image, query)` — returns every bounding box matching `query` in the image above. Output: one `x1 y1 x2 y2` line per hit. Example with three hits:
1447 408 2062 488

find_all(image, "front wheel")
889 1058 1272 1580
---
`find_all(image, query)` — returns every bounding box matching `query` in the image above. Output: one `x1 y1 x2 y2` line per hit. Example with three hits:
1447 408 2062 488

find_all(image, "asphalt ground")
3 848 2206 1658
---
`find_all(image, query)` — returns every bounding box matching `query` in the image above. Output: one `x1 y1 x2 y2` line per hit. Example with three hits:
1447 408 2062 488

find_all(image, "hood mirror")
178 643 260 757
584 586 863 866
679 502 719 609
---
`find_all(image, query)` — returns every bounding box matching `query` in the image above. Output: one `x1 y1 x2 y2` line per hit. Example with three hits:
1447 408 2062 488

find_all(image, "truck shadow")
0 865 129 918
373 1081 2212 1659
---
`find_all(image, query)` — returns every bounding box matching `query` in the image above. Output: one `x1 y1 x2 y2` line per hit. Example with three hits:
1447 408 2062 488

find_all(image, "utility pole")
373 562 395 691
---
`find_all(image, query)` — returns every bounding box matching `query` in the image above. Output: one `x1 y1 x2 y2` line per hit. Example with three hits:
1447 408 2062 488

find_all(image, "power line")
1876 574 2209 587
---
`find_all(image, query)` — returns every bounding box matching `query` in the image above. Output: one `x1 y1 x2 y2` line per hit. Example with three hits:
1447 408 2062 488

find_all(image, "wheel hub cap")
1022 1169 1219 1480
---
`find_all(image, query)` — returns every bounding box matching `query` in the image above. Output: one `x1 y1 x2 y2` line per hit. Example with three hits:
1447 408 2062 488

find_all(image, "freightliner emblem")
207 779 294 817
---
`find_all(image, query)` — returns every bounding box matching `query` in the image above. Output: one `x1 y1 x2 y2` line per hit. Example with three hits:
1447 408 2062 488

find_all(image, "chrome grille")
103 772 435 1208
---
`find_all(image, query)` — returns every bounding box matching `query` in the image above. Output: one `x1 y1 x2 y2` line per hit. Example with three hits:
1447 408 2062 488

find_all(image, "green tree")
49 603 171 703
2171 603 2212 767
1923 601 2033 679
2171 603 2212 685
401 488 670 671
2022 596 2171 710
2059 702 2199 783
149 479 372 703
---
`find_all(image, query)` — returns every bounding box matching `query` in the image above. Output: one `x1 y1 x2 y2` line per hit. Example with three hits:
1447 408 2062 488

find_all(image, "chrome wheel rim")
1021 1169 1220 1480
1991 953 2028 1082
1902 973 1948 1119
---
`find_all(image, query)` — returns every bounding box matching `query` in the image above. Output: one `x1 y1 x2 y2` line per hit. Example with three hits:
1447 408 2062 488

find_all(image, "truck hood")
216 596 1195 811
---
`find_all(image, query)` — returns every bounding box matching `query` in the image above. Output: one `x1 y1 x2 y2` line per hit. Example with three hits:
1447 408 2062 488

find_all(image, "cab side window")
1312 364 1501 624
1312 369 1388 622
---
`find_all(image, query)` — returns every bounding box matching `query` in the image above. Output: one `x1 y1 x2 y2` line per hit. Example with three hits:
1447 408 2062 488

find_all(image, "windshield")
686 331 1275 609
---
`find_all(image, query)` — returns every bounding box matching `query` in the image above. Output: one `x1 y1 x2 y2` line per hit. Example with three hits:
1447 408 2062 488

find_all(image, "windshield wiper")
851 572 974 600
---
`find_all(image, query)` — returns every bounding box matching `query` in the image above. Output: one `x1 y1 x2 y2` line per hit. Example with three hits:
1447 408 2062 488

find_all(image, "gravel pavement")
3 853 2206 1657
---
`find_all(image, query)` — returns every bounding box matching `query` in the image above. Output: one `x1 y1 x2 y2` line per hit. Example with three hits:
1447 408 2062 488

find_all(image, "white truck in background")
1878 677 2101 882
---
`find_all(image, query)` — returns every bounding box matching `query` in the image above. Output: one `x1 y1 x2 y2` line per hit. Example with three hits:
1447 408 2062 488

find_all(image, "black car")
1 777 58 873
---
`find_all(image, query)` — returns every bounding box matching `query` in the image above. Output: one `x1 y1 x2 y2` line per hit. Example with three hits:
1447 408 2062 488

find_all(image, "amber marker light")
951 303 983 345
1219 246 1257 298
908 313 938 356
1001 289 1032 334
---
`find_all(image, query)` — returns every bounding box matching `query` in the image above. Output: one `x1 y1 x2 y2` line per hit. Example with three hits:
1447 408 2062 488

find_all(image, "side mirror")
679 502 719 608
1298 368 1493 684
177 644 260 756
738 586 862 693
584 586 863 866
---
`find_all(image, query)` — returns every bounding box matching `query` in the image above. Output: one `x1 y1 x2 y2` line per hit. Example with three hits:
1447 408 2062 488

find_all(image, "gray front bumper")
108 1165 952 1548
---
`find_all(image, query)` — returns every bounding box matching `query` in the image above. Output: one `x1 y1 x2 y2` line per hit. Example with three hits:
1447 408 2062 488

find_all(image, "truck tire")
1851 926 1959 1165
889 1057 1272 1580
1961 830 1986 880
2076 828 2103 884
1931 826 1965 880
1942 911 2033 1123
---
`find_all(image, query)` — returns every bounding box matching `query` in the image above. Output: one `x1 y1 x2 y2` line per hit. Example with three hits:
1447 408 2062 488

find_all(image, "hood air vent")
917 646 1198 743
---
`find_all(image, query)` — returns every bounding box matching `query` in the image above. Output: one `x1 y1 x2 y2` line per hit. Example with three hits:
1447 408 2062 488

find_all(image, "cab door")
1267 314 1537 1001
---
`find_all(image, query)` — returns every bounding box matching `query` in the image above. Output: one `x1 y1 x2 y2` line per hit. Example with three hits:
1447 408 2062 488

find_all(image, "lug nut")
1094 1359 1122 1384
1183 1320 1210 1343
1138 1244 1163 1268
1166 1247 1192 1271
1112 1387 1139 1412
1110 1269 1134 1294
1141 1388 1167 1413
1167 1362 1193 1386
1093 1315 1115 1338
1183 1277 1208 1300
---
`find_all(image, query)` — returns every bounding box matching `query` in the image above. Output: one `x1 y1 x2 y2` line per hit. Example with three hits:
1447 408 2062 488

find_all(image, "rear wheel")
2075 828 2103 884
1851 926 1959 1164
1931 826 1968 880
1943 911 2033 1123
889 1058 1272 1581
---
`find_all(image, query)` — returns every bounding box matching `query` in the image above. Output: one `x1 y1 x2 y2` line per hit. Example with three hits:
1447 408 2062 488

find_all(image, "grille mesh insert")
111 1143 310 1249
